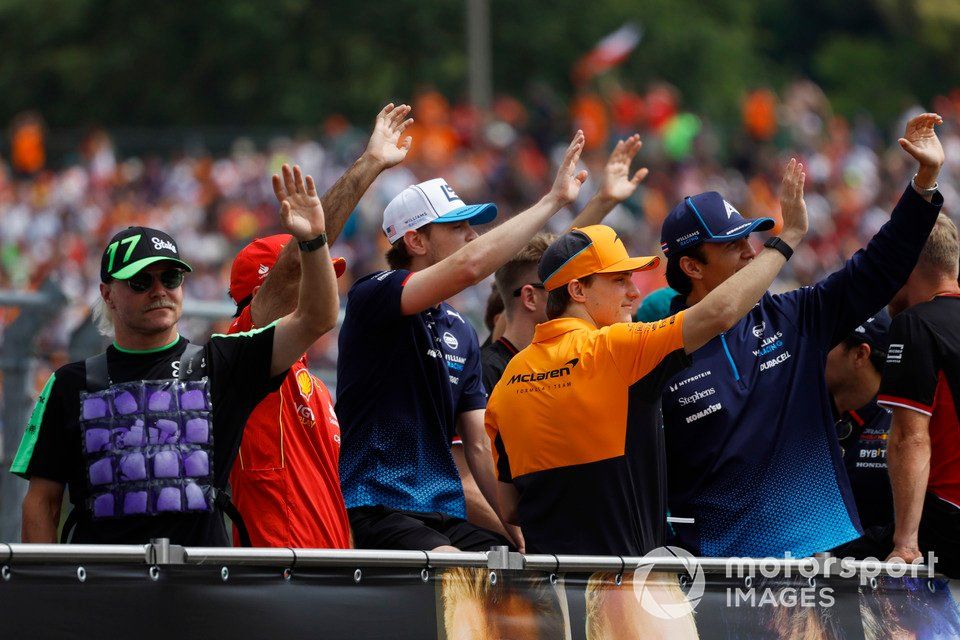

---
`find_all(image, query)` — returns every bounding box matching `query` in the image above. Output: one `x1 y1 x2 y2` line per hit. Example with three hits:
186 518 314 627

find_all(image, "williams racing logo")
507 359 579 385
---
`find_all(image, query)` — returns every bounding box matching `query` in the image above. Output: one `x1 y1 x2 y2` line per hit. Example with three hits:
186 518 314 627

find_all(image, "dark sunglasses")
512 283 545 297
125 269 185 293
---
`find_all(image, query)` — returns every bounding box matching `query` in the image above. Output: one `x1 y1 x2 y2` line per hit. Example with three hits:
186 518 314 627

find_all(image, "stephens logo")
507 359 579 384
678 387 716 406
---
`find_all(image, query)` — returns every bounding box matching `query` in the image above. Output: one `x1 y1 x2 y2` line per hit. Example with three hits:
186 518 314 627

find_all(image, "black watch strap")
763 236 794 261
298 232 328 252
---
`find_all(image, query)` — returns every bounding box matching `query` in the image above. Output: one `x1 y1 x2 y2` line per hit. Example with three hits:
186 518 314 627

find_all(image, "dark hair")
665 244 708 296
545 275 594 319
385 225 432 270
842 336 886 374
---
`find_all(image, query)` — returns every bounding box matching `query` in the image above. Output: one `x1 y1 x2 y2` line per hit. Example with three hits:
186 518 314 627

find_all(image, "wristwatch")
298 232 328 252
911 174 938 197
763 236 794 261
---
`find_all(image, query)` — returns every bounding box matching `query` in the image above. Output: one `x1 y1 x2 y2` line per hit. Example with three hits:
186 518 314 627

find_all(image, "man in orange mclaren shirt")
226 102 416 547
485 160 810 555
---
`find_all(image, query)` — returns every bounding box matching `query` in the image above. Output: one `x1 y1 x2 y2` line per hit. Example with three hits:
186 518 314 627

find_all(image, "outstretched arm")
786 113 944 348
569 134 648 229
250 104 414 326
683 159 807 352
269 165 340 376
400 131 589 316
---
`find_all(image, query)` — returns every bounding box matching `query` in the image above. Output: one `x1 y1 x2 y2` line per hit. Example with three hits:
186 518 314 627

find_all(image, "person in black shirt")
481 233 554 391
12 164 340 546
878 213 960 577
825 311 894 530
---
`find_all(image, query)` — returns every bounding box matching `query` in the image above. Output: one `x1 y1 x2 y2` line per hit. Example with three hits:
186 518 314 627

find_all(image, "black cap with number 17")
100 226 193 283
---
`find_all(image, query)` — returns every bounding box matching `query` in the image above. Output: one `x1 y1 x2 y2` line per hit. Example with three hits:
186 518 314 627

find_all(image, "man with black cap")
826 311 894 531
658 113 945 558
12 164 339 546
484 158 809 555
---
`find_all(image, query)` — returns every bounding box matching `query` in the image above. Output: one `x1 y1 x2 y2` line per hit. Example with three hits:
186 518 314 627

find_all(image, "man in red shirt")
226 102 416 547
228 235 350 548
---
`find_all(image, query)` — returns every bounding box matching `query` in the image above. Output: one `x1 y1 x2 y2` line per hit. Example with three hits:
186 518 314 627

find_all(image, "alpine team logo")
443 331 459 350
633 546 705 619
723 200 739 219
296 369 314 399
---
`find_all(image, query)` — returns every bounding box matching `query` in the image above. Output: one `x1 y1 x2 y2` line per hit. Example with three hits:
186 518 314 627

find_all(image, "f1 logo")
440 184 461 203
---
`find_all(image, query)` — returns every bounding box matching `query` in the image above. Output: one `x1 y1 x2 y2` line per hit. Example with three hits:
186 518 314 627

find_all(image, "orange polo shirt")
485 313 689 555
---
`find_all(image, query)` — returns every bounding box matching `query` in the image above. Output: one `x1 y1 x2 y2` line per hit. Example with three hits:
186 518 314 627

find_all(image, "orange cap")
539 225 659 292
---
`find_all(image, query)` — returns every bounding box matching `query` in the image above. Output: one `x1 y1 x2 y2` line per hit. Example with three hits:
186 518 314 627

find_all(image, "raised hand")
365 103 414 169
550 130 589 206
899 112 944 171
272 164 326 241
779 158 808 243
599 134 649 203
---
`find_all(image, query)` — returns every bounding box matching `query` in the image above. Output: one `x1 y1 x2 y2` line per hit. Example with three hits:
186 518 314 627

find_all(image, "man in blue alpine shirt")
337 132 590 551
658 113 945 558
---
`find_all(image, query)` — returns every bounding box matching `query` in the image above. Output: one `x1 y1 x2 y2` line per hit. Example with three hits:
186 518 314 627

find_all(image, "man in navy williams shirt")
659 113 945 558
337 132 590 551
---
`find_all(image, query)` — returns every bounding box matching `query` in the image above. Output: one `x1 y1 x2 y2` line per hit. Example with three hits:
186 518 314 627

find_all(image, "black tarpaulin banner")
1 564 958 639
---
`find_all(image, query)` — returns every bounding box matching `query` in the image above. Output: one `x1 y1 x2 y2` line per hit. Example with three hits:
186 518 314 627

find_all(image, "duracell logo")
507 359 579 384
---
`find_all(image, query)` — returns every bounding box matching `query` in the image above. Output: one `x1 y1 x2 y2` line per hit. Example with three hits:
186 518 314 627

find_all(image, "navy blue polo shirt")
336 269 487 518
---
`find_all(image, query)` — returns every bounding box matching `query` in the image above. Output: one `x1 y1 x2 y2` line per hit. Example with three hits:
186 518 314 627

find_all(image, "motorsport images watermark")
632 546 940 619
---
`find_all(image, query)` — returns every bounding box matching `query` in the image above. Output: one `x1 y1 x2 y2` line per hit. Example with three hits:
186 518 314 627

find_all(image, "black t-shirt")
480 337 520 392
12 329 284 546
878 294 960 510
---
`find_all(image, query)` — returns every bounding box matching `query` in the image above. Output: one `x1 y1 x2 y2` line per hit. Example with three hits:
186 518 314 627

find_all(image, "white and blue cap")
660 191 775 256
382 178 498 244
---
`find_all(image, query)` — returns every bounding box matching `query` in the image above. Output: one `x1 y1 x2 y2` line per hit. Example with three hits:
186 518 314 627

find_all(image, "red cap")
229 234 346 304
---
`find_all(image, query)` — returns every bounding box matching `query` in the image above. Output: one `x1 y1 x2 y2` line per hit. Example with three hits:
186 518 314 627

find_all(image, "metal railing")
0 541 944 580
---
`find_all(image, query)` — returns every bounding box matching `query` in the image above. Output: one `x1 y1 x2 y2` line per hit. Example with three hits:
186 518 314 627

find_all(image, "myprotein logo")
678 387 716 406
507 359 579 385
669 370 711 393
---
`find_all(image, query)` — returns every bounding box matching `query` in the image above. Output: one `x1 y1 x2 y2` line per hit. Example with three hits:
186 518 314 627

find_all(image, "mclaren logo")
507 359 579 384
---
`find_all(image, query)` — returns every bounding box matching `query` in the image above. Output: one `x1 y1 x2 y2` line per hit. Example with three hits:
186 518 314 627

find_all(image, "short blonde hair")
919 213 959 278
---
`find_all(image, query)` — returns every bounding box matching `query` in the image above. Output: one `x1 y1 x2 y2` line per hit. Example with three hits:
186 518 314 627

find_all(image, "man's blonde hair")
919 213 959 278
91 296 114 337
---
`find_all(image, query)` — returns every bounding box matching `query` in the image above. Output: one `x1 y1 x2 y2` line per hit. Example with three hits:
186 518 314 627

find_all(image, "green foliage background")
0 0 957 127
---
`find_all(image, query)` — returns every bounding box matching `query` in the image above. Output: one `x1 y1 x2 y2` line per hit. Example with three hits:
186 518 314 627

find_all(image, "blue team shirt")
661 185 942 558
336 269 487 518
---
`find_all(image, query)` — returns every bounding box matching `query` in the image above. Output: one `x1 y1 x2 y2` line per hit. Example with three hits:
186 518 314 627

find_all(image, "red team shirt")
228 307 351 548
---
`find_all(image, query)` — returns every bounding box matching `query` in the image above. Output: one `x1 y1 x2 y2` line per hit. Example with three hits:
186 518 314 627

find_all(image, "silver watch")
912 174 938 196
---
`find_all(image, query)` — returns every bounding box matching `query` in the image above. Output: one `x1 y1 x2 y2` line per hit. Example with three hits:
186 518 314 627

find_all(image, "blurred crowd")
2 79 960 385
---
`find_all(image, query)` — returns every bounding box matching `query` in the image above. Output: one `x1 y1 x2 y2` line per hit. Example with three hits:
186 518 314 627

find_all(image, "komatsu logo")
508 359 579 384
